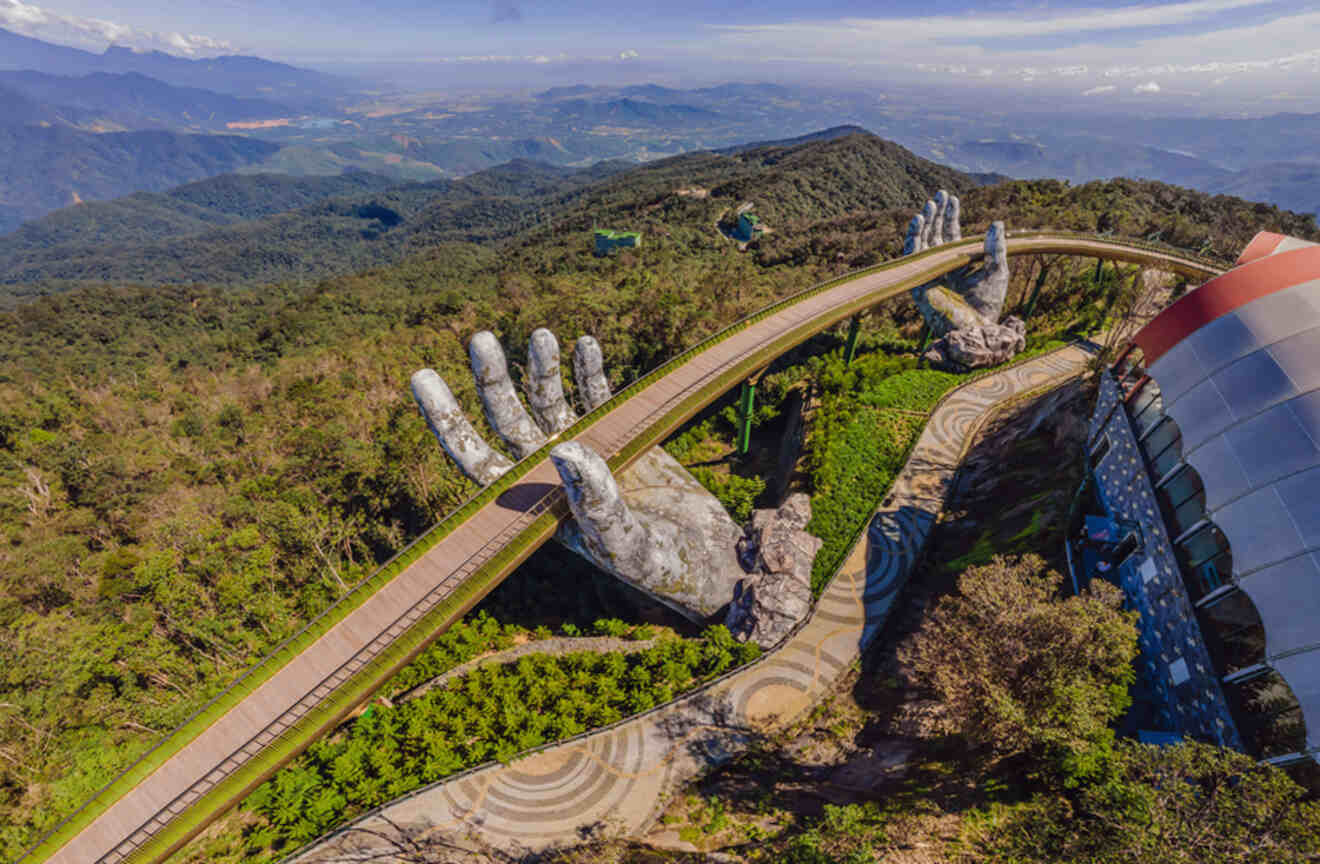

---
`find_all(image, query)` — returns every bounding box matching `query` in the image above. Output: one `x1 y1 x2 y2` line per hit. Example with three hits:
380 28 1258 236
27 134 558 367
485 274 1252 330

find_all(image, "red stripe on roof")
1134 246 1320 364
1236 231 1287 266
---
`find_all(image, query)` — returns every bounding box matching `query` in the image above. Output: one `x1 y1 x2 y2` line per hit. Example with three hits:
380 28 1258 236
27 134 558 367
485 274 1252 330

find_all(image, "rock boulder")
923 316 1026 370
725 493 823 648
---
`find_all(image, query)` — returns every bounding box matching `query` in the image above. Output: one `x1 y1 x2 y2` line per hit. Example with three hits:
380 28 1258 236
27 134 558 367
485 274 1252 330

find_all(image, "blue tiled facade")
1086 372 1242 748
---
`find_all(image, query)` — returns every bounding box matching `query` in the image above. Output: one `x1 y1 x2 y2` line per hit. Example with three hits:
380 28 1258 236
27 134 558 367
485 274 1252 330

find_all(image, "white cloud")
618 49 639 60
0 0 235 56
1133 81 1162 93
703 1 1320 96
1082 84 1117 95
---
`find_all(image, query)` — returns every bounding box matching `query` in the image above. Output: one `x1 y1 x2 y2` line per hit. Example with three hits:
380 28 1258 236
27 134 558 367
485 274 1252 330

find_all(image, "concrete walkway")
293 342 1098 862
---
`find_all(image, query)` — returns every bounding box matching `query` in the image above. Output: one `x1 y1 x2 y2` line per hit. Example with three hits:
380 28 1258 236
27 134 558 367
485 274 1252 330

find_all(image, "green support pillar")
1093 257 1105 284
918 323 933 353
1022 259 1050 323
737 379 757 455
843 315 862 366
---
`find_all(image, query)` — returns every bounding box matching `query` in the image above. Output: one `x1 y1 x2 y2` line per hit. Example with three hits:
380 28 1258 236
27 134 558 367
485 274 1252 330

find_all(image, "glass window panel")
1197 589 1265 674
1224 402 1319 491
1159 465 1203 509
1170 494 1206 538
1237 281 1320 349
1239 554 1320 659
1216 486 1304 575
1189 434 1251 511
1213 350 1297 421
1188 311 1260 373
1141 416 1179 456
1275 468 1320 549
1226 671 1306 758
1166 377 1232 452
1179 523 1231 569
1266 324 1320 393
1130 389 1166 439
1184 549 1232 602
1149 435 1184 481
1150 339 1206 404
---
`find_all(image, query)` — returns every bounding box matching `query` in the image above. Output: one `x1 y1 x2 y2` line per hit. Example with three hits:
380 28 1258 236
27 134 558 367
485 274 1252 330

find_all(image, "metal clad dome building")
1083 232 1320 771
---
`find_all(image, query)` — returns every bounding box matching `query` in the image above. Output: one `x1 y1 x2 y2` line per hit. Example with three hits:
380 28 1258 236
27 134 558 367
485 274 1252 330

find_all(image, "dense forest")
1 131 1318 860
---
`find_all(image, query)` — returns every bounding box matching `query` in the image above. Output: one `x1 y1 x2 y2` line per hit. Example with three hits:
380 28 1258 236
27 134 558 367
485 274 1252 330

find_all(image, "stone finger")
932 189 948 246
920 199 937 249
944 194 961 242
410 369 514 486
903 213 925 255
526 328 577 436
572 335 612 412
549 440 647 568
468 330 547 459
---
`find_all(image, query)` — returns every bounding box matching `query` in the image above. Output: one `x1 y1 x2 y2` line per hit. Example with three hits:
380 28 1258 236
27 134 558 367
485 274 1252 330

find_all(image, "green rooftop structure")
594 229 643 255
736 210 764 242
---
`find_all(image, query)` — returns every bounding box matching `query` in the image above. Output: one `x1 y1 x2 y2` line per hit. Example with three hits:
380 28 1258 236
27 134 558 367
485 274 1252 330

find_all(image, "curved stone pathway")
291 342 1098 862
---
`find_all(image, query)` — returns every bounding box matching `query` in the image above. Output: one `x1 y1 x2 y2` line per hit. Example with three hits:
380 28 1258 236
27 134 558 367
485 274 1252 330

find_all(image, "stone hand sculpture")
411 328 748 622
904 189 962 255
904 196 1024 369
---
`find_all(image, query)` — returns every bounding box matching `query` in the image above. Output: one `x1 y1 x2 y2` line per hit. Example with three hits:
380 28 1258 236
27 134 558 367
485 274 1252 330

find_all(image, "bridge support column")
843 315 862 366
737 379 757 455
1022 256 1052 322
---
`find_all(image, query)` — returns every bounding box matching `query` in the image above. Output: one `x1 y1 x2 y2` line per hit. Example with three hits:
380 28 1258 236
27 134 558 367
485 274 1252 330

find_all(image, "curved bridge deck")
34 236 1222 864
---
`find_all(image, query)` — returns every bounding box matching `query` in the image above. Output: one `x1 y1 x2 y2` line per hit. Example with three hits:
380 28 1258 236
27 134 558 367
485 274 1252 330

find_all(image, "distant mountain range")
0 26 347 105
0 70 291 130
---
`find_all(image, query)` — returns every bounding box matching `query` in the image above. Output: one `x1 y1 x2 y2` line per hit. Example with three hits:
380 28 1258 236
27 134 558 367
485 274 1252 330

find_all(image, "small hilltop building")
594 229 643 256
736 210 764 242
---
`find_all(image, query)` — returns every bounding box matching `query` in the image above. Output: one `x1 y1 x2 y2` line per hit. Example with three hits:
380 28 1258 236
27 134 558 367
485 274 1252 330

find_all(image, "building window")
1225 670 1307 759
1156 466 1207 539
1115 347 1146 397
1127 379 1165 439
1196 588 1265 675
1089 435 1111 471
1140 416 1183 480
1177 523 1233 602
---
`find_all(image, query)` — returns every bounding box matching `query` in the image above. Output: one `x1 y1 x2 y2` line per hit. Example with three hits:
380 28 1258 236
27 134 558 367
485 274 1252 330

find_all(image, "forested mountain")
0 70 292 131
1 129 1317 860
0 172 399 252
0 125 280 234
0 26 347 105
0 132 979 287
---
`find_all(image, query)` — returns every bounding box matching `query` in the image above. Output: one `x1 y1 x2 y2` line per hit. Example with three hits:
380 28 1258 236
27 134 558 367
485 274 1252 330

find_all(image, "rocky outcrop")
923 316 1026 371
725 493 822 648
551 442 745 621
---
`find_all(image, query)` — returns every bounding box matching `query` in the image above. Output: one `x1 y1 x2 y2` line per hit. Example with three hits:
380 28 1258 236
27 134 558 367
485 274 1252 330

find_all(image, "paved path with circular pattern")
294 342 1098 862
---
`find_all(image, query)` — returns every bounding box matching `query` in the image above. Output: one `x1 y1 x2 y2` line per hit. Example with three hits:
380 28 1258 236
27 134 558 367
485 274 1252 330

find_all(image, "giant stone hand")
902 192 1023 368
411 329 745 622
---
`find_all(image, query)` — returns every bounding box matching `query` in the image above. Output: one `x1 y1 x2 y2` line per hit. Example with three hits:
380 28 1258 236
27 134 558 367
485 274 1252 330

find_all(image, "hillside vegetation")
0 131 1317 859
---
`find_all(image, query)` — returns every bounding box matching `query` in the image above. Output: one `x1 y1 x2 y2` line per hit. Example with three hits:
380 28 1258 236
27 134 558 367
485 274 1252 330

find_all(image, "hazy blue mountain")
949 135 1231 189
0 26 348 105
0 71 291 130
1208 162 1320 220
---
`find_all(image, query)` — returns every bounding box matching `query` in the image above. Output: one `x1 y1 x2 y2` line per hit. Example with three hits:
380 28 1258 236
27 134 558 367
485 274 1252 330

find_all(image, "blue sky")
2 0 1318 108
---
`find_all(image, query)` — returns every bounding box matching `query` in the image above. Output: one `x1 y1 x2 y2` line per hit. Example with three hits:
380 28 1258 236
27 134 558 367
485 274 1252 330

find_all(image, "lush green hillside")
0 132 982 288
0 125 280 233
0 172 400 253
1 132 1317 859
